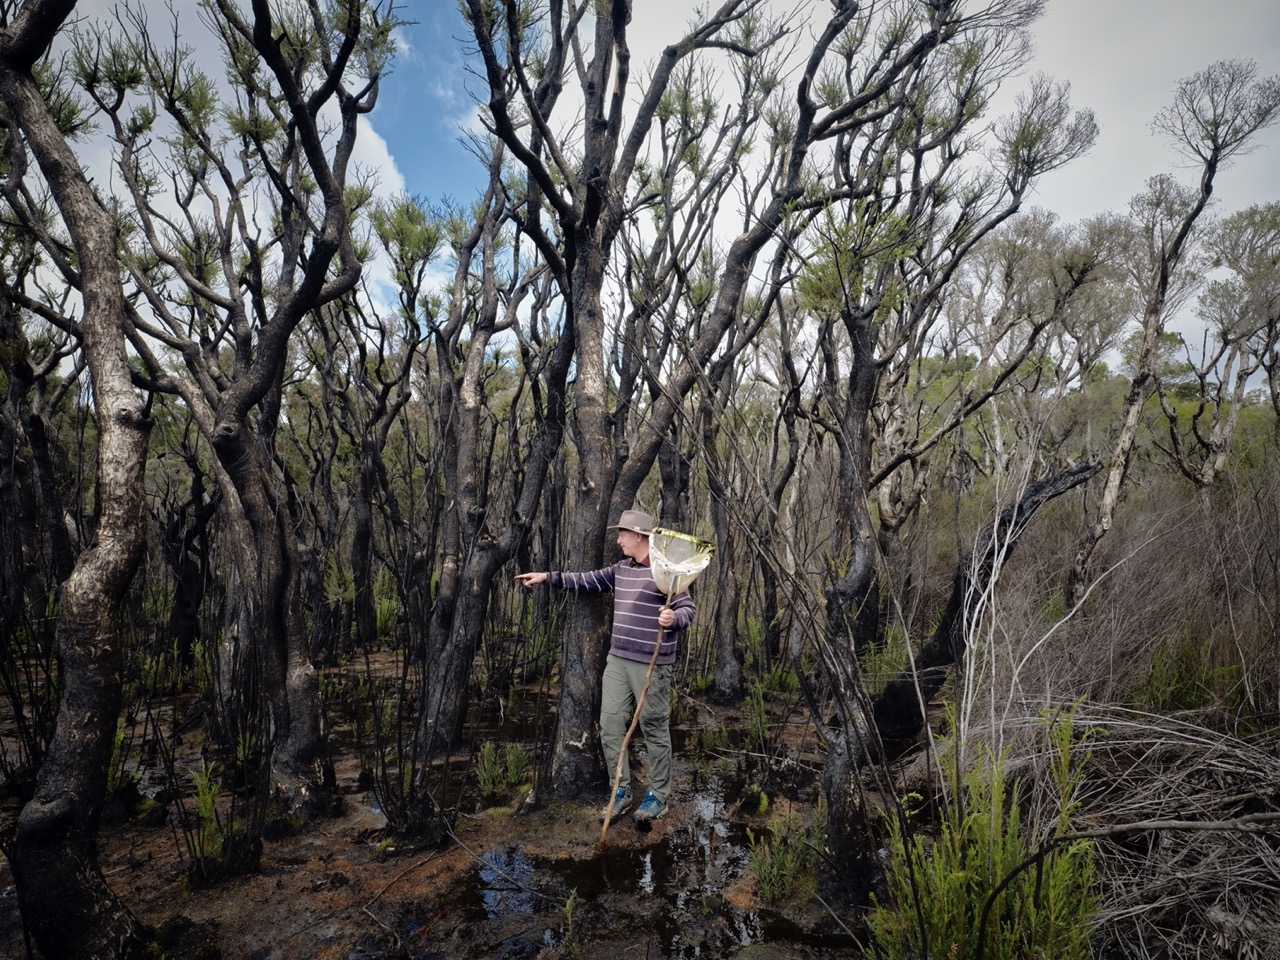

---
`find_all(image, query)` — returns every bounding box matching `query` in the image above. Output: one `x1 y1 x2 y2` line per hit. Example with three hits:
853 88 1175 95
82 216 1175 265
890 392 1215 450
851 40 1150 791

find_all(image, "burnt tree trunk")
159 453 214 671
210 435 337 821
0 298 70 775
818 303 881 891
3 2 154 952
871 461 1102 745
702 392 743 703
410 161 570 828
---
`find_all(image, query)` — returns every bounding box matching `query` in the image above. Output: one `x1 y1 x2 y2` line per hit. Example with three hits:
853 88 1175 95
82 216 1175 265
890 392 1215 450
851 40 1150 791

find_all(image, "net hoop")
649 527 714 595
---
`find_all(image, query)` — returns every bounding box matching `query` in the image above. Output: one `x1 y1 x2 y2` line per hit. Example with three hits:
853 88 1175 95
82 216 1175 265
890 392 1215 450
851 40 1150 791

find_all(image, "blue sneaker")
633 790 668 823
600 786 632 822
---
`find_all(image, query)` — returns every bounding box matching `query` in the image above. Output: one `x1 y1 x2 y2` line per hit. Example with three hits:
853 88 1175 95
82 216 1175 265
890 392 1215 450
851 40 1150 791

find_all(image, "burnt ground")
0 699 868 960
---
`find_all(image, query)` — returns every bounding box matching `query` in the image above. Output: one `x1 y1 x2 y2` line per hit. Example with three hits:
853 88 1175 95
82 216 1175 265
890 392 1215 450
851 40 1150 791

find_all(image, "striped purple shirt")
550 559 696 665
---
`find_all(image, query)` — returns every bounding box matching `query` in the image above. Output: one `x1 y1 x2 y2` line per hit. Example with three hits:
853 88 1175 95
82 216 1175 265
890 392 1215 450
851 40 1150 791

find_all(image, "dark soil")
0 701 867 960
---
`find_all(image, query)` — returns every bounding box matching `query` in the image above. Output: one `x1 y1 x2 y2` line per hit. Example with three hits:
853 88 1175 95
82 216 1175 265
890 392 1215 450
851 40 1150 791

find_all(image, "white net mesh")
649 527 714 595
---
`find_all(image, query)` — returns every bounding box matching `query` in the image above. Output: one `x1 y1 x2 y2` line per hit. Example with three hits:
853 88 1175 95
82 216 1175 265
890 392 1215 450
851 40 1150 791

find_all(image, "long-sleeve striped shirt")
550 559 696 665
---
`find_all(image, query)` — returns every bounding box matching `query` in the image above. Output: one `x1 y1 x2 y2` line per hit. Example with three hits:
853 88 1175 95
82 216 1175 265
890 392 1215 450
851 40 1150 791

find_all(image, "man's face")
616 529 648 561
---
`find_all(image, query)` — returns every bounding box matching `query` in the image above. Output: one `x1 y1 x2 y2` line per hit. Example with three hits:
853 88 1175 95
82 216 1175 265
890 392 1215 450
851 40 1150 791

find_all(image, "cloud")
1024 0 1280 220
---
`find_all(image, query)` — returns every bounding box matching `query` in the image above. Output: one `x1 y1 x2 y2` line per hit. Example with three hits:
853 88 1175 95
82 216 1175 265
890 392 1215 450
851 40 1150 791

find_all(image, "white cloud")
1022 0 1280 220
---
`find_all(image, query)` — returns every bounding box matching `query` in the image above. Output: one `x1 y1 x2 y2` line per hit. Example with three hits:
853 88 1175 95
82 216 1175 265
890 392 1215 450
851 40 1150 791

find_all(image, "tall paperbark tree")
1 0 153 954
1066 60 1280 607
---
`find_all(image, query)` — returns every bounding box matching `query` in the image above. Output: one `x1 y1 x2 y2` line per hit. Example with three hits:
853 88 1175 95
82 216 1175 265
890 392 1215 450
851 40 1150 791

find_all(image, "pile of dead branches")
1023 707 1280 960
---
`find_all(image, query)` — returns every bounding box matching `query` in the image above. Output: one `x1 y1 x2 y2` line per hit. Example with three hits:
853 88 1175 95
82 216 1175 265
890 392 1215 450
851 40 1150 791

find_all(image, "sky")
369 0 1280 224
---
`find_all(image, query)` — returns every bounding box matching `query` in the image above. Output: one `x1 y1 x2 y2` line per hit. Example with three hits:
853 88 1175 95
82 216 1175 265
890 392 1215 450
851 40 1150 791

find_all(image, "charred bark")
701 391 743 703
0 303 65 776
871 462 1102 746
2 2 154 952
158 452 215 671
210 428 338 821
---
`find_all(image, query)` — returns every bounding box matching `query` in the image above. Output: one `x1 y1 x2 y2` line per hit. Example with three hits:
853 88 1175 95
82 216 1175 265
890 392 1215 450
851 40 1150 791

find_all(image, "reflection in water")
478 849 537 920
412 723 856 959
432 759 838 958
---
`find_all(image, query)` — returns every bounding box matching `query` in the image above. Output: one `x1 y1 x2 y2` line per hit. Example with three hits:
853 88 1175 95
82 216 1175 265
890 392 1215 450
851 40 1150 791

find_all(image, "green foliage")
868 715 1096 960
375 567 399 639
858 624 912 695
107 718 131 795
743 616 765 672
561 888 580 957
234 731 259 769
189 762 225 866
475 740 531 804
692 725 728 753
324 556 355 606
370 197 444 297
1043 590 1068 624
375 697 397 743
141 641 184 698
746 680 769 755
761 662 799 695
318 669 341 704
34 60 95 139
1136 633 1238 714
748 801 827 902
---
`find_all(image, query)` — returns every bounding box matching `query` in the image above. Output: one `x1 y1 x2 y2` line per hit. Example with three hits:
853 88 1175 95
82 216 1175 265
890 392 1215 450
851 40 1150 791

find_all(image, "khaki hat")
608 509 653 535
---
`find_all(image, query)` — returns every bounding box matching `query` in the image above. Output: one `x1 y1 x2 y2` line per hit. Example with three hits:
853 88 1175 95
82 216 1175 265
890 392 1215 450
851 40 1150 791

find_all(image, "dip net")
649 527 715 595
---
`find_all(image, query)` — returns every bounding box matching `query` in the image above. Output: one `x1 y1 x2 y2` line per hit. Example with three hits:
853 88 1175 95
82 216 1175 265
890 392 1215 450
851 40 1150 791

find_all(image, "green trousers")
600 653 673 803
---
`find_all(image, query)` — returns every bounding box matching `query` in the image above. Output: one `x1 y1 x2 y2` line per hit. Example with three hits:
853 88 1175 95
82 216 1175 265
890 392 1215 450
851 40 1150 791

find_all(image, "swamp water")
391 725 863 959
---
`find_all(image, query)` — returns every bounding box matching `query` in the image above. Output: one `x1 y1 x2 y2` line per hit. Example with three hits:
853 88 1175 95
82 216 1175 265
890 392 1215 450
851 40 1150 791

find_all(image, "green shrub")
1043 589 1068 624
858 623 912 695
868 713 1096 960
475 740 531 803
748 801 827 902
743 616 765 672
746 680 769 755
375 567 398 638
1136 633 1236 714
762 662 799 695
693 725 728 752
189 761 224 866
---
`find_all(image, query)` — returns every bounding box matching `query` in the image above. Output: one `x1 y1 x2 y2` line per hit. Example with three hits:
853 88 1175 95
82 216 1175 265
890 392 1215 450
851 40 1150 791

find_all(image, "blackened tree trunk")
817 303 882 889
0 284 74 775
2 2 153 954
157 446 215 671
657 434 693 530
870 462 1102 745
404 157 571 833
212 446 337 819
700 387 743 703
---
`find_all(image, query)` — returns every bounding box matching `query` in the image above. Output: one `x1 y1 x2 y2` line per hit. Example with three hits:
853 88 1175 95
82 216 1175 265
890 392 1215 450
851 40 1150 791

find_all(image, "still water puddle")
402 760 857 958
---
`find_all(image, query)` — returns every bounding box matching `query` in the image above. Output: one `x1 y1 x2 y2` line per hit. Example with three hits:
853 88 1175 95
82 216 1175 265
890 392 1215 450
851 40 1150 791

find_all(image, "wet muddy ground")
0 689 867 959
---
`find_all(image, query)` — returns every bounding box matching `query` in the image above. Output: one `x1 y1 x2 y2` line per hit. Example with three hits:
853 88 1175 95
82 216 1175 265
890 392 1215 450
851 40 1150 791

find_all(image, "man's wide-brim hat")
608 509 653 535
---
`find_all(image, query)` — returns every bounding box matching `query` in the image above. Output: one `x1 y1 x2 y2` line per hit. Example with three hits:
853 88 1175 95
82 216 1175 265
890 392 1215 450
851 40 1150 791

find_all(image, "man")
515 509 696 823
